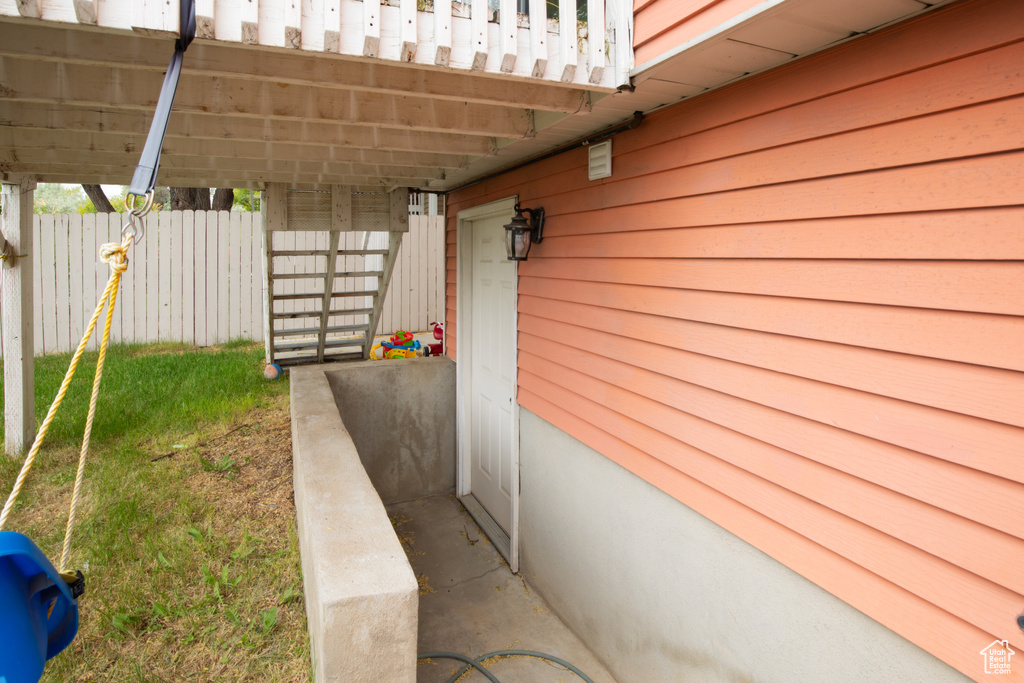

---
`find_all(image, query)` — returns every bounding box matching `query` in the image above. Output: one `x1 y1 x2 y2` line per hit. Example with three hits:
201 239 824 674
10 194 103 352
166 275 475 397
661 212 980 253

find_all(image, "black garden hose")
418 649 596 683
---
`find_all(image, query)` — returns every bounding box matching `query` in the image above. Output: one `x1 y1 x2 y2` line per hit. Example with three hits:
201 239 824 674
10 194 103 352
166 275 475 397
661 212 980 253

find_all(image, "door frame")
456 196 520 571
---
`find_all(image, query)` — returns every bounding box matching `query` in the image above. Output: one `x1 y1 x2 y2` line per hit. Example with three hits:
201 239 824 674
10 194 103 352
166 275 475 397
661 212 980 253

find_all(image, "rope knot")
99 242 129 274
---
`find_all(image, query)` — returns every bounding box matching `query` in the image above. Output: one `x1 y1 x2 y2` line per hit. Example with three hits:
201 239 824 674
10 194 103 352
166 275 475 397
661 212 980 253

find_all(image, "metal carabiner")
126 191 155 220
123 190 153 243
121 211 145 243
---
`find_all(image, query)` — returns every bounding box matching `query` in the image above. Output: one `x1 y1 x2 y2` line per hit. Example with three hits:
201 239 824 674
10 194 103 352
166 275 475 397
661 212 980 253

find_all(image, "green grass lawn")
0 342 310 682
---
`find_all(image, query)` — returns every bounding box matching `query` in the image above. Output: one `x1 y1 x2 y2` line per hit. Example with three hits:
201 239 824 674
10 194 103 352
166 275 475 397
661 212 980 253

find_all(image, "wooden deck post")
260 184 278 364
2 178 36 456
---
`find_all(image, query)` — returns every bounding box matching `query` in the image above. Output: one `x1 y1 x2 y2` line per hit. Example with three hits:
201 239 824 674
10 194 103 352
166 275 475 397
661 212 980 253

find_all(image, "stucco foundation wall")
519 409 969 683
326 357 456 504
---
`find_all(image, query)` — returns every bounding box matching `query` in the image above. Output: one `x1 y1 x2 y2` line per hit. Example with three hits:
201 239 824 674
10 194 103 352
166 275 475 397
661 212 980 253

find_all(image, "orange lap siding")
447 0 1024 678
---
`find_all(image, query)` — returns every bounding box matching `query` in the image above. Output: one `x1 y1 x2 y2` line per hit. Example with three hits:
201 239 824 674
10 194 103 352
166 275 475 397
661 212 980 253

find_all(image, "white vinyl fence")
0 211 444 357
374 213 447 334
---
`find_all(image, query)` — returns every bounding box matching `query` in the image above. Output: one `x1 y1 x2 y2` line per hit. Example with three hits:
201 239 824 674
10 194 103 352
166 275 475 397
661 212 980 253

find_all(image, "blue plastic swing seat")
0 531 79 683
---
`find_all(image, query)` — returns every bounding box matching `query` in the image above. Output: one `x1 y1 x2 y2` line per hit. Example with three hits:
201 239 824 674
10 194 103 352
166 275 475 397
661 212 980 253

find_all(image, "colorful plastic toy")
388 331 415 346
371 330 422 360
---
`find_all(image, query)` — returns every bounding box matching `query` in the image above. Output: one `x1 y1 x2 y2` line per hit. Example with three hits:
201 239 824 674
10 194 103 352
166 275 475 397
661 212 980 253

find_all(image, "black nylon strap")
128 0 196 198
177 0 196 52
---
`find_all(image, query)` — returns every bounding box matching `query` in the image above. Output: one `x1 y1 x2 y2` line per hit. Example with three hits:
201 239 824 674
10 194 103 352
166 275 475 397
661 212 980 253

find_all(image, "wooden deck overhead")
0 0 632 190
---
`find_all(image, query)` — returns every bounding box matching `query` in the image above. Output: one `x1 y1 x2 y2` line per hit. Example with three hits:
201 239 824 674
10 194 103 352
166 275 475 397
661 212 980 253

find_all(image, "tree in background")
34 185 171 214
543 0 586 20
33 185 255 214
232 189 261 212
82 184 116 213
33 184 94 214
169 187 234 211
82 186 171 213
78 185 230 213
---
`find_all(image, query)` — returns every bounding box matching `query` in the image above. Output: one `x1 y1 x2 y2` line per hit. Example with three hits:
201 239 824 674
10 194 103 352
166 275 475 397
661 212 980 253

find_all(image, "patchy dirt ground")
185 401 296 527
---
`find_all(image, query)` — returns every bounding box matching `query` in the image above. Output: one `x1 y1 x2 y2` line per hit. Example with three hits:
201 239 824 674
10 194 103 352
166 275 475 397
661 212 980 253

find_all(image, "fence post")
2 179 37 456
260 192 273 363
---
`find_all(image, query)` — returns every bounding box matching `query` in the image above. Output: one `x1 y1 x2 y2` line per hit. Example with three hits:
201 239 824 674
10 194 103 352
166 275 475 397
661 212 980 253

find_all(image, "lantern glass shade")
503 204 544 261
505 222 532 261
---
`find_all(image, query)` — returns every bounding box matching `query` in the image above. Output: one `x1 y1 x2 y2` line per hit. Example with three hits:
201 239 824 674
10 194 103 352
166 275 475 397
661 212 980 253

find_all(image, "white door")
468 212 516 533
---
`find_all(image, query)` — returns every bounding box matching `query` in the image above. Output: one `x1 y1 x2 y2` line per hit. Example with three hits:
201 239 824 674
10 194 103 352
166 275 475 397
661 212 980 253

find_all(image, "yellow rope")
0 235 132 577
58 240 128 571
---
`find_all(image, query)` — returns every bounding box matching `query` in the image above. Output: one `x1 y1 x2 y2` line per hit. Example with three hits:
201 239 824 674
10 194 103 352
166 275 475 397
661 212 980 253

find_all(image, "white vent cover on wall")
588 140 612 180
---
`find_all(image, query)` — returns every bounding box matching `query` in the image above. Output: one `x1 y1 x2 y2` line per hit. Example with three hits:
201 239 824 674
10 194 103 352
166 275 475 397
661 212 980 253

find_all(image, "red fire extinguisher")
424 322 444 357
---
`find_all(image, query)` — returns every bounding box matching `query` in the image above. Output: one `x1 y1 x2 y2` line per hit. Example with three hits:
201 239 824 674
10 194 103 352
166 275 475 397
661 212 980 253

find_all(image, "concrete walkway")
386 495 618 683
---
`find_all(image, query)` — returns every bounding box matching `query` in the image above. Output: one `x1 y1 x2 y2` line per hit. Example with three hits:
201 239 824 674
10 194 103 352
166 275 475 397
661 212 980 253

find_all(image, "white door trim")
456 196 520 572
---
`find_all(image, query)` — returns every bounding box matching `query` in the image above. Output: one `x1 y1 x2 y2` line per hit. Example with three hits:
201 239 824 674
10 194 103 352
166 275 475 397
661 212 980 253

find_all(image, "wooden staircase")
261 185 409 366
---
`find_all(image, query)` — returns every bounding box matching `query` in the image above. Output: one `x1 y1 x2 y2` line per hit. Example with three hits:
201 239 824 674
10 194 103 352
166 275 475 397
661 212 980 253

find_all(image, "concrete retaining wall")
326 357 456 504
518 408 969 683
290 365 419 682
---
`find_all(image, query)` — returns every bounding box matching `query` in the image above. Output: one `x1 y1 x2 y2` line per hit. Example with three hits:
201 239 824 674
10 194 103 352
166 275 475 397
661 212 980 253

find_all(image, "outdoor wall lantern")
504 203 545 261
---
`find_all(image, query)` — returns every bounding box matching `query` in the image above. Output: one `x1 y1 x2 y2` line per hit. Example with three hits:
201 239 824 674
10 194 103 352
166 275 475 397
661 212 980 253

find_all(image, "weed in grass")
231 532 258 561
260 606 280 633
187 525 211 547
200 452 238 474
109 611 140 638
